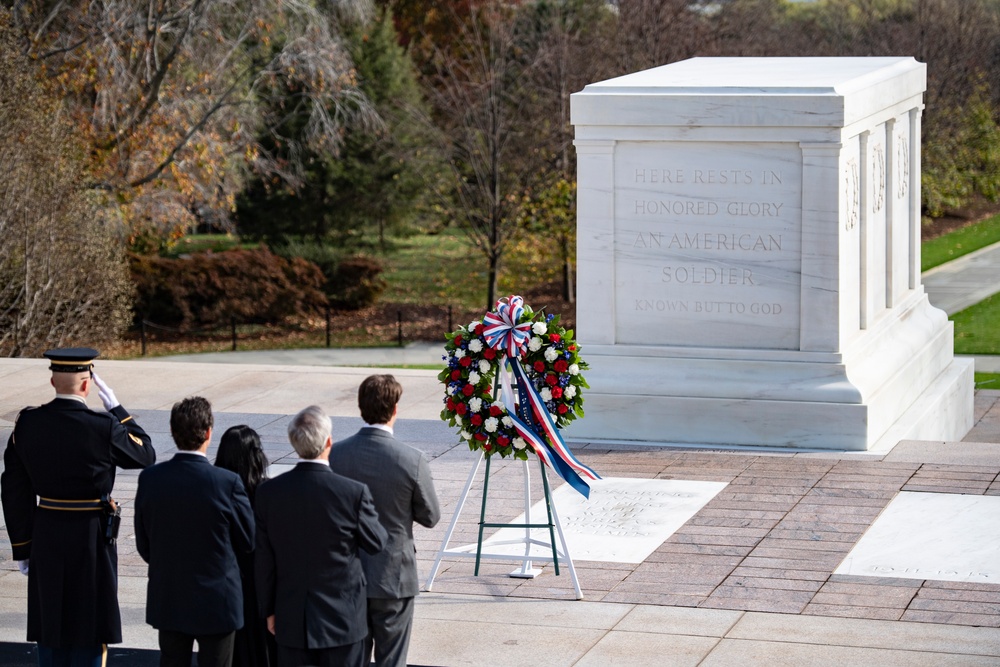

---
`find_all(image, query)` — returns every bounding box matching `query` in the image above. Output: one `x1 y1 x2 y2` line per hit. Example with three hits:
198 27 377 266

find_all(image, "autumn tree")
7 0 373 246
422 1 549 309
0 10 132 356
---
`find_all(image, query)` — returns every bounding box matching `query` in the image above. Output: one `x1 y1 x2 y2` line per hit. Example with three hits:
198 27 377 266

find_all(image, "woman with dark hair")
216 425 274 667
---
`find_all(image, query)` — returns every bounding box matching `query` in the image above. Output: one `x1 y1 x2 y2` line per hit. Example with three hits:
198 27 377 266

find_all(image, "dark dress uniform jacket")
0 398 155 648
255 463 387 650
329 428 440 599
134 453 254 636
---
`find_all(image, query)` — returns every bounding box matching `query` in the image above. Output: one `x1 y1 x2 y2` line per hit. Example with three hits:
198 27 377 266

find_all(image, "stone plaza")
0 354 998 665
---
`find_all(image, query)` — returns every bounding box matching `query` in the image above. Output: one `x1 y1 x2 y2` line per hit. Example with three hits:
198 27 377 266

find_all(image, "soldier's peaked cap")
43 347 99 373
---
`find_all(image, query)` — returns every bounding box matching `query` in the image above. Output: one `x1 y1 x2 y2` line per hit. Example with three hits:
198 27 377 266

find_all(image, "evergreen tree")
237 9 435 250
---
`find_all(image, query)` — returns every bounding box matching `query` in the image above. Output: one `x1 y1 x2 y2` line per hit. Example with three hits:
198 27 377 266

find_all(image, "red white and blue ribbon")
482 296 532 358
484 296 600 498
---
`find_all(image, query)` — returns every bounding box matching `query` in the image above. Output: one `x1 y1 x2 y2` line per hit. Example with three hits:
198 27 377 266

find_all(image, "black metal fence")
134 305 457 356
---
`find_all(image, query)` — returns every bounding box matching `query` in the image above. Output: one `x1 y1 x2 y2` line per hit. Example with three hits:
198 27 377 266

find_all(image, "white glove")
92 372 120 411
17 560 28 576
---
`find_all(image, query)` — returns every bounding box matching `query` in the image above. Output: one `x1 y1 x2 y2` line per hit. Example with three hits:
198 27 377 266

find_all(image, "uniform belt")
37 497 103 511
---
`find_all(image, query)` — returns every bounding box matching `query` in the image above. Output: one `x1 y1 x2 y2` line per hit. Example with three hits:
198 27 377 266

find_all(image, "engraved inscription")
614 142 801 349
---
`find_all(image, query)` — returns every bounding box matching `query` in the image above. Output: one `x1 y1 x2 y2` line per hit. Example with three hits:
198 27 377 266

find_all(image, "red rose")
545 374 558 386
459 356 472 367
497 436 510 446
446 397 455 411
557 404 569 414
471 414 483 426
455 402 467 415
474 432 487 441
551 387 563 399
483 348 496 360
475 324 485 335
549 333 561 343
554 359 568 372
462 384 475 396
568 344 576 351
533 360 546 373
451 369 462 380
454 335 463 345
489 405 502 416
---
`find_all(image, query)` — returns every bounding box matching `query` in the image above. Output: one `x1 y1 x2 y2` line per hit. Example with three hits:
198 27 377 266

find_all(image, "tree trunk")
486 253 499 311
561 234 575 303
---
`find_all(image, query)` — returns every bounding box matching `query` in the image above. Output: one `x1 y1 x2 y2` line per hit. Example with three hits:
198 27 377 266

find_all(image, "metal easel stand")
424 451 582 599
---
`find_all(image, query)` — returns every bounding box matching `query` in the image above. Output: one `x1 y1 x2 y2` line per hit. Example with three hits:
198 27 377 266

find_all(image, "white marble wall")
569 57 973 451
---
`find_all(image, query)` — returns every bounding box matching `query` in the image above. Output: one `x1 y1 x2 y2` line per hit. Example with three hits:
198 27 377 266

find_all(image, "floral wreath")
439 298 589 461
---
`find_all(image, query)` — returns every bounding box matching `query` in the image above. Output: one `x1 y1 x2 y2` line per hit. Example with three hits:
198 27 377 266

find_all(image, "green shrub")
130 248 327 329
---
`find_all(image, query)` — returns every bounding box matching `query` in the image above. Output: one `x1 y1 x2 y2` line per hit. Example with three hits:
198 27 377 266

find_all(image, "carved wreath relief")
845 158 860 231
896 133 910 200
871 143 885 214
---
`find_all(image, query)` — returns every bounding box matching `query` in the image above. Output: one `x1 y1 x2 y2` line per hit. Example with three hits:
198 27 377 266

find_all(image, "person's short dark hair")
216 425 268 501
170 396 214 451
358 374 402 425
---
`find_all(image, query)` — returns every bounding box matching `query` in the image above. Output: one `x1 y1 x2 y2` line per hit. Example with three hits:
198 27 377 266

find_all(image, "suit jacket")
329 427 440 599
0 399 154 647
254 462 386 650
135 452 254 636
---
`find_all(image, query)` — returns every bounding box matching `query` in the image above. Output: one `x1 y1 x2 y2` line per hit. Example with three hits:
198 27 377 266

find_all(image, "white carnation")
540 388 552 401
532 321 547 335
478 359 491 373
468 371 481 385
568 363 580 375
469 320 480 331
484 417 499 433
468 397 483 413
454 348 465 359
492 401 505 411
564 385 577 399
461 430 472 441
528 336 542 352
544 347 559 362
468 339 483 353
513 437 527 450
502 416 513 427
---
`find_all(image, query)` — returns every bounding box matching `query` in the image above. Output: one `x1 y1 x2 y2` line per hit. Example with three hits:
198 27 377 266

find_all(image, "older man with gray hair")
255 405 386 667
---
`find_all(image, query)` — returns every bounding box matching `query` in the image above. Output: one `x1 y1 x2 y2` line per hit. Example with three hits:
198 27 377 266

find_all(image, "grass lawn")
380 232 488 309
952 292 1000 355
922 214 1000 271
977 373 1000 390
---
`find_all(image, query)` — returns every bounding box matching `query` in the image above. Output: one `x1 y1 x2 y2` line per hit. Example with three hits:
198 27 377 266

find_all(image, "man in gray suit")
329 374 441 667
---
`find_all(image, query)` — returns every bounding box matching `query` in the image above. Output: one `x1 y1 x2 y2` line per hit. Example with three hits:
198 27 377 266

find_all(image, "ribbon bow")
482 296 532 358
483 296 600 498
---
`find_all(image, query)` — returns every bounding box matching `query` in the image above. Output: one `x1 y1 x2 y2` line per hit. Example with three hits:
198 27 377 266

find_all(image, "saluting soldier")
1 348 156 667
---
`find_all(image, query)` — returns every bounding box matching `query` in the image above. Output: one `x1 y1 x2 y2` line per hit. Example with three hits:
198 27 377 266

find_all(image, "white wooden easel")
424 452 582 599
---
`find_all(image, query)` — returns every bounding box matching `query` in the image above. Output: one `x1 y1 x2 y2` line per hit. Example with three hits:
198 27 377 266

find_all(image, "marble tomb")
568 57 973 450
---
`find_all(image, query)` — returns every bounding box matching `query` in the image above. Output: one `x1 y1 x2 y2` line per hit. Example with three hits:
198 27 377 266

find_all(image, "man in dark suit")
1 347 155 667
134 396 254 667
255 405 386 667
329 375 441 667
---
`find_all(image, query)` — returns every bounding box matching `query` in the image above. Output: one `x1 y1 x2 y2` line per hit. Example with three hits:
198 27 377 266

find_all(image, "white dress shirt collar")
367 423 394 436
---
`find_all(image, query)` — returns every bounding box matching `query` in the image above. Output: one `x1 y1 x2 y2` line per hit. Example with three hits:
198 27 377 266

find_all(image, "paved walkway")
0 357 999 666
923 240 1000 315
